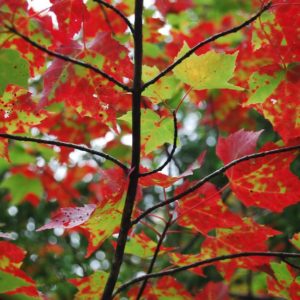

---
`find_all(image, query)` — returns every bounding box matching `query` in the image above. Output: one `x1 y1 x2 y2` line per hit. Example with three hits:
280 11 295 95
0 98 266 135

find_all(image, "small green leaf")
173 42 242 90
0 174 43 205
246 71 284 105
9 143 36 165
142 65 178 104
0 270 30 293
290 233 300 250
119 109 173 154
0 49 29 95
270 261 293 287
70 271 110 300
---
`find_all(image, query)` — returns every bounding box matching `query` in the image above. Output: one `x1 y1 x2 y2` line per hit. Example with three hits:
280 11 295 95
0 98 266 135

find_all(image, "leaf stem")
5 25 132 92
93 0 134 34
142 1 272 91
0 133 128 172
113 251 300 295
101 0 144 298
132 144 300 225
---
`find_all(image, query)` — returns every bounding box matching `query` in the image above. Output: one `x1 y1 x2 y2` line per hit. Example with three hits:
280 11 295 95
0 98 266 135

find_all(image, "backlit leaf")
119 109 173 154
0 241 39 298
176 182 243 234
0 49 29 95
128 277 193 300
217 131 300 211
124 232 173 258
199 218 280 279
173 43 242 91
0 173 43 205
0 85 47 133
142 65 178 104
69 271 109 300
246 71 284 105
36 204 97 231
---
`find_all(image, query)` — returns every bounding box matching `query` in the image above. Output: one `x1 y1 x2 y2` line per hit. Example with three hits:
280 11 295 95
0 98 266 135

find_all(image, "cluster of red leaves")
0 0 299 299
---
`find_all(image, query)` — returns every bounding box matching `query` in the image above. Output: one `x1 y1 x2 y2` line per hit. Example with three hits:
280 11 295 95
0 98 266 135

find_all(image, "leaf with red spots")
176 182 243 234
119 109 173 155
81 196 124 257
49 0 87 41
0 241 40 298
36 204 97 231
0 85 47 134
266 261 300 300
40 35 132 129
139 167 181 188
217 130 300 211
128 277 193 300
124 232 174 258
169 252 205 277
69 271 110 299
199 219 280 279
0 139 9 161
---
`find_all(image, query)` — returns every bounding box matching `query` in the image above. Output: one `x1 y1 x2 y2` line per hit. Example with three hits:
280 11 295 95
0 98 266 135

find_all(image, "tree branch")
5 25 132 93
139 111 178 177
142 1 272 91
0 133 128 172
132 144 300 225
101 1 144 299
136 215 173 299
113 251 300 295
93 0 134 34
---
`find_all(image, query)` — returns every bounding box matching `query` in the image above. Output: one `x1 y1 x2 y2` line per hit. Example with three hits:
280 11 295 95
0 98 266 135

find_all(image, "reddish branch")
132 144 300 225
101 1 144 299
139 110 178 177
4 25 131 93
93 0 134 34
0 133 128 171
113 251 300 295
142 1 272 91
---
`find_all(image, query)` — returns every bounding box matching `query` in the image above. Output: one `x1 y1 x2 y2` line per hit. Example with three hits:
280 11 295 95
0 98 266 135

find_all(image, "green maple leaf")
0 174 43 205
142 65 178 104
173 42 243 91
246 71 284 105
119 109 173 154
0 49 29 95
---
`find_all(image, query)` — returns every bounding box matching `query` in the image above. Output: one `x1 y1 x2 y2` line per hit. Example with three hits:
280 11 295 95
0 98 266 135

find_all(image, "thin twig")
135 215 173 300
113 251 300 295
132 144 300 225
0 133 128 172
139 111 178 177
142 1 272 91
5 25 131 92
93 0 134 34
